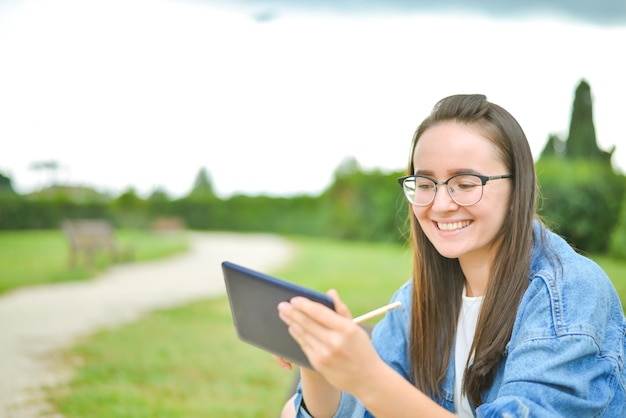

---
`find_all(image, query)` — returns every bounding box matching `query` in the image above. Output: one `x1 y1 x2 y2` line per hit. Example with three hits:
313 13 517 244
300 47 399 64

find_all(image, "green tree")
189 167 215 198
540 79 614 164
148 187 170 203
110 188 147 228
321 157 406 242
565 79 614 162
539 133 565 160
113 188 143 209
147 187 176 219
537 79 625 254
536 159 624 253
609 189 626 259
0 172 16 195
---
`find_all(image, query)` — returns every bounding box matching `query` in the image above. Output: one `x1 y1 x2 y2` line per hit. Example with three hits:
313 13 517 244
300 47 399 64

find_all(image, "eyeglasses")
397 173 513 206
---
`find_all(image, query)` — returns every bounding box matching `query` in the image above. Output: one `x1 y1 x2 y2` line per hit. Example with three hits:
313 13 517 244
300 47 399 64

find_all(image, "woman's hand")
278 289 382 394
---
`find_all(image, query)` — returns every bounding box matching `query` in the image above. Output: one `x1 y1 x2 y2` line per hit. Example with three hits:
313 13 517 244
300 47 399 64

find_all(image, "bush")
609 191 626 259
536 158 625 253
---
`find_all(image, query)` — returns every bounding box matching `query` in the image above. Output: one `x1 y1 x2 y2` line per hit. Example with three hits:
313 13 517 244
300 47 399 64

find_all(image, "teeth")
437 221 470 231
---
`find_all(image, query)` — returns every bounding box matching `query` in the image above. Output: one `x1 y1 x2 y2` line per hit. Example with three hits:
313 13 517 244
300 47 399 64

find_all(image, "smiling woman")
408 121 515 277
278 94 626 418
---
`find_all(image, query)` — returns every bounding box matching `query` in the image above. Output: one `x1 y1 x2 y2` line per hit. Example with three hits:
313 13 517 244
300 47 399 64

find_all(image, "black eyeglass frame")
397 173 513 207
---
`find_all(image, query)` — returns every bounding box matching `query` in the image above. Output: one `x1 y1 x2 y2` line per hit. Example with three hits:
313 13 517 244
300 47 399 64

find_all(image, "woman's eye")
457 183 478 190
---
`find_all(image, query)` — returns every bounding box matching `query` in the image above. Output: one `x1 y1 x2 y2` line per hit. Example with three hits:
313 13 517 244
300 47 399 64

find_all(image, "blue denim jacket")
294 224 626 417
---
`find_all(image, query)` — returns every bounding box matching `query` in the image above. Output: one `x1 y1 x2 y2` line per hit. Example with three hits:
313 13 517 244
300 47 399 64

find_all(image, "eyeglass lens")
403 175 484 206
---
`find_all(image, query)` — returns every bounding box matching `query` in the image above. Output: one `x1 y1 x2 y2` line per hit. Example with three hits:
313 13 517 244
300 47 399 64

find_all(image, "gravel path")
0 232 294 417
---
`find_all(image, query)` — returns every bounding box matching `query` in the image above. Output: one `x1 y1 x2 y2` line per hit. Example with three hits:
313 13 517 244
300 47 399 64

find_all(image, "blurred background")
1 0 626 256
1 2 625 416
1 0 625 198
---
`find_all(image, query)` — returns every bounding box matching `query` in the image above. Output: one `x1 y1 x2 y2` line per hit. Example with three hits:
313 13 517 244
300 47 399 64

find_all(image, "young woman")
277 94 625 417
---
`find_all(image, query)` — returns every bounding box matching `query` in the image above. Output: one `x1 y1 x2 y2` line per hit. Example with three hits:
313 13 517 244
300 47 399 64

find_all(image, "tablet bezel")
221 260 335 369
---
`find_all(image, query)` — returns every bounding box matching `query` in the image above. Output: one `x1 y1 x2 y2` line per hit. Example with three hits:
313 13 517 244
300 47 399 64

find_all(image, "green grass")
47 238 413 418
589 254 626 311
0 230 189 295
49 297 292 417
0 232 621 417
273 237 413 315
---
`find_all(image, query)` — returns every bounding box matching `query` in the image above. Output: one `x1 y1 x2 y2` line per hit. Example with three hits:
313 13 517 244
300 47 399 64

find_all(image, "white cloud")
0 0 624 197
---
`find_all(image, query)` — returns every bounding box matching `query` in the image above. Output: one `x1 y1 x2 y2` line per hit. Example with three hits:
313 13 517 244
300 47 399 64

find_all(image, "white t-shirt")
454 288 484 417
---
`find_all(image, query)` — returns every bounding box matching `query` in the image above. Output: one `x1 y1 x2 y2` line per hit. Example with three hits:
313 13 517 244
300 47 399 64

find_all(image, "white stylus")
352 301 402 324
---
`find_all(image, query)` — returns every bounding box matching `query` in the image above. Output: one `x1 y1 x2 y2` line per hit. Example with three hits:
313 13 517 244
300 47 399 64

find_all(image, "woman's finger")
273 355 293 371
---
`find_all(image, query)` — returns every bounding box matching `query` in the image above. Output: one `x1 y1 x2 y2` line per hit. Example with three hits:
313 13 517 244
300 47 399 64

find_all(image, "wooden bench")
61 219 121 268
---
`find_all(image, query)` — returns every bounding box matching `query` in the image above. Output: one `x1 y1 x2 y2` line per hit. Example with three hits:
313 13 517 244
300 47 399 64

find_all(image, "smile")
437 220 471 231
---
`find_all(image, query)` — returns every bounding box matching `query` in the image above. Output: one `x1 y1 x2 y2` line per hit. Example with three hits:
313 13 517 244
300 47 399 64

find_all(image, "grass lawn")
1 231 623 417
44 237 626 418
0 229 189 295
47 237 413 418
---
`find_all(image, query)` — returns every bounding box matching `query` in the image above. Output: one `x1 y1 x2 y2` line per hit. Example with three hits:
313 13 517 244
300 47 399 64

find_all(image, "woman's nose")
431 186 458 210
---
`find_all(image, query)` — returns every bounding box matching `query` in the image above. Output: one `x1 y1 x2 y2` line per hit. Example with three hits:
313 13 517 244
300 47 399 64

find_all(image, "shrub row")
1 162 625 257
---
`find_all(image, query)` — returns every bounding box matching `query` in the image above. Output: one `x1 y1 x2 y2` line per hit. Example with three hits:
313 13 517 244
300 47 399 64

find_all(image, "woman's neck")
459 256 491 297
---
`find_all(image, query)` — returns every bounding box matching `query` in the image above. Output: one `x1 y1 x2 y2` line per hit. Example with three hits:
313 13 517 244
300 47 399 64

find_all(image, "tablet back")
221 261 334 370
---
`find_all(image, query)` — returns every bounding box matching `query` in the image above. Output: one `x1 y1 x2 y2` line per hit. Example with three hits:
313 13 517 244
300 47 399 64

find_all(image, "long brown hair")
406 94 537 406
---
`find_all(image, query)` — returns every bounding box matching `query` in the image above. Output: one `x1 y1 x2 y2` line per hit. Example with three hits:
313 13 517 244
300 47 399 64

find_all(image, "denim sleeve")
477 335 619 417
371 280 413 381
477 267 625 418
293 387 365 418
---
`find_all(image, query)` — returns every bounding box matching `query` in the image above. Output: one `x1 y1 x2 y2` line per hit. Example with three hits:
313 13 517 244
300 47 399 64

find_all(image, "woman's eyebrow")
413 169 434 176
413 168 481 176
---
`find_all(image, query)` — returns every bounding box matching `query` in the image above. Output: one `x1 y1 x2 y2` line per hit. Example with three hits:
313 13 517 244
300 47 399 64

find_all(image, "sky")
1 0 625 198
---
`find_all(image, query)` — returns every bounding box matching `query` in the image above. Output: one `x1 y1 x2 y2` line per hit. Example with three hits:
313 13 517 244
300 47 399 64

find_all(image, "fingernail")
290 296 302 305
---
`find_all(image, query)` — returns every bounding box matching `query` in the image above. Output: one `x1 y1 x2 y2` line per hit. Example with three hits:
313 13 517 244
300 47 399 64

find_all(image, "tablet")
221 261 335 369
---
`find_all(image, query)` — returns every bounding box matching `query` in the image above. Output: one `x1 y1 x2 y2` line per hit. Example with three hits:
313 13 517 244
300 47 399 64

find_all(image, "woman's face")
412 121 512 266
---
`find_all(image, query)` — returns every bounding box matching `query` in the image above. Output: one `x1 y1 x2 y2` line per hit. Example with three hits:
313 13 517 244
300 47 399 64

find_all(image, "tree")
189 167 215 198
321 158 406 242
538 133 565 160
536 79 625 253
539 79 614 164
0 172 16 195
565 79 614 162
148 187 170 203
113 188 143 209
334 156 361 179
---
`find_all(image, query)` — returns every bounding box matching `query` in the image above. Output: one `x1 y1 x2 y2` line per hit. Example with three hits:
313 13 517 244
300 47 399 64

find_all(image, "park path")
0 232 294 417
